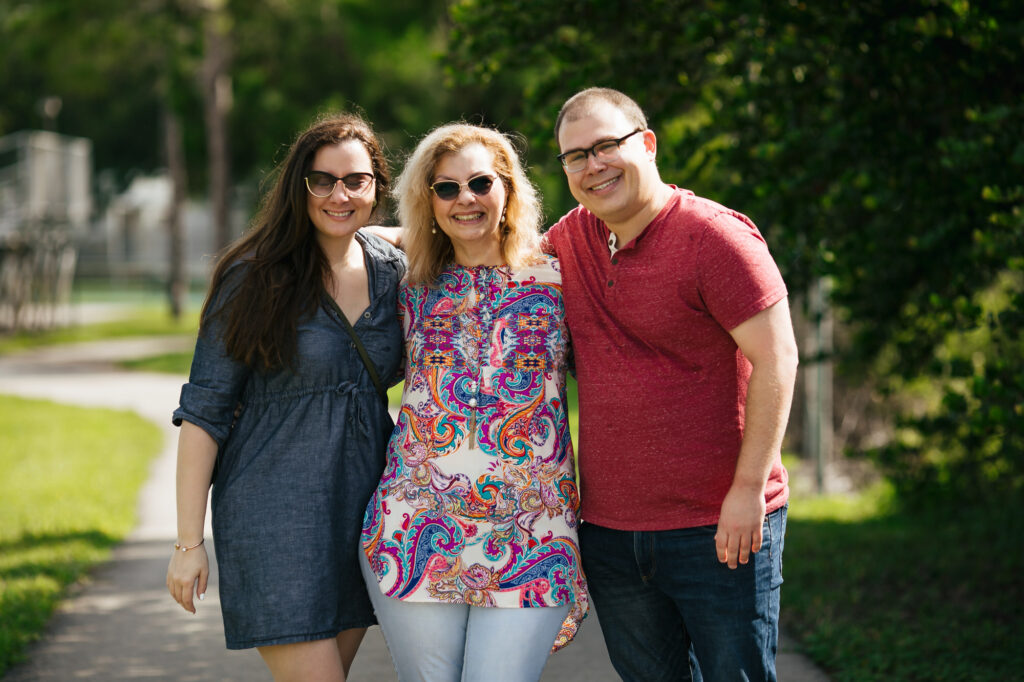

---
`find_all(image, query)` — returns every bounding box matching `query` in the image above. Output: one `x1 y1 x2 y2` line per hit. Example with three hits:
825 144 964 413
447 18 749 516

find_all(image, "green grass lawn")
0 395 162 675
0 307 199 355
783 476 1022 680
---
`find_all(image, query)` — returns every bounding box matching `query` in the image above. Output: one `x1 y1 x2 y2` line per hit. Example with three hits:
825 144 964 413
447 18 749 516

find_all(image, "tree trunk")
201 2 233 250
163 104 187 320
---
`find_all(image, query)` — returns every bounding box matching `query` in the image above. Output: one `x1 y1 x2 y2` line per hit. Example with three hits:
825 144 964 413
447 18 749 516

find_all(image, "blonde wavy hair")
395 123 543 285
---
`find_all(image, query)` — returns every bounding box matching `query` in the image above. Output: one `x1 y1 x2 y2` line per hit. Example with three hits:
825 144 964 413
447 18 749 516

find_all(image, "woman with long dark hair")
166 113 404 681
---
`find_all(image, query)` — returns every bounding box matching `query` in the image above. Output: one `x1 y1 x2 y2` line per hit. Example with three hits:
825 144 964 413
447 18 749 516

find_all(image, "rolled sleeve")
172 267 251 445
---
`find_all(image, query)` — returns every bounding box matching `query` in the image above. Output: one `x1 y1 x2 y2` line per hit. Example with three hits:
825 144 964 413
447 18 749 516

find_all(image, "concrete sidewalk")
0 337 829 681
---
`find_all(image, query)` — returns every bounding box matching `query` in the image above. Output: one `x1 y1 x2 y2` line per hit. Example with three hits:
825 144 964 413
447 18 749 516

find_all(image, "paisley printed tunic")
361 256 586 646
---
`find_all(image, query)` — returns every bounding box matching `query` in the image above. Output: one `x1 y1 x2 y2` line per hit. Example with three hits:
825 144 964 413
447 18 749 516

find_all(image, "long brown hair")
395 123 542 285
203 112 390 370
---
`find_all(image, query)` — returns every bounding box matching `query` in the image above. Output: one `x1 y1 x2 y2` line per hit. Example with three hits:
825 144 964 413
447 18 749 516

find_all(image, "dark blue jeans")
580 505 786 682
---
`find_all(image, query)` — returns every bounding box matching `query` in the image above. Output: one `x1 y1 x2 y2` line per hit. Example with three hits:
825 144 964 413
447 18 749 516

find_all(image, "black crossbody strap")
323 300 389 405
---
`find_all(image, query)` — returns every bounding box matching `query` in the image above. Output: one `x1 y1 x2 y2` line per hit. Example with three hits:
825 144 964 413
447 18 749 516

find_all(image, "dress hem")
225 619 378 650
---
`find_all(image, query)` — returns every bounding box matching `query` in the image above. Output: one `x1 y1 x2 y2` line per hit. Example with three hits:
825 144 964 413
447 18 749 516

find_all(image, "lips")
324 208 354 219
588 176 620 193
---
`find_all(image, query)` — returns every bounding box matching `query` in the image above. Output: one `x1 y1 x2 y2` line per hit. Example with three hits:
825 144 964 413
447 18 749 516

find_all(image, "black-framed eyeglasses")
429 175 496 201
556 129 644 173
304 171 375 198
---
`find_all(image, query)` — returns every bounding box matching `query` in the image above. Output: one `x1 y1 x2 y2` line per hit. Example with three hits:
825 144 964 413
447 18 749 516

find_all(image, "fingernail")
199 593 205 601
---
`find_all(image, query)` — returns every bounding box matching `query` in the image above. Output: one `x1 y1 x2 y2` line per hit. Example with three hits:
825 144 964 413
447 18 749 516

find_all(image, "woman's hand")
166 544 210 614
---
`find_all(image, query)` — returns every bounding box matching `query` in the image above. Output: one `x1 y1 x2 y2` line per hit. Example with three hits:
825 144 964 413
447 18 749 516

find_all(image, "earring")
431 220 438 235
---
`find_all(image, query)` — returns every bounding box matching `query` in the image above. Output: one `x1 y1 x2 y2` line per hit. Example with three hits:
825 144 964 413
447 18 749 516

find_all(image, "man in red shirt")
545 88 798 681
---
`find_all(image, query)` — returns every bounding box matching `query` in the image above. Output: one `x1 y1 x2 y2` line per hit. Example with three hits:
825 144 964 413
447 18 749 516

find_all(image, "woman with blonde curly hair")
360 123 587 681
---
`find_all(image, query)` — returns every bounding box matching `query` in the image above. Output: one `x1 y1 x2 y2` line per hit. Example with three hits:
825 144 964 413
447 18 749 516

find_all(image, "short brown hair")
554 87 648 142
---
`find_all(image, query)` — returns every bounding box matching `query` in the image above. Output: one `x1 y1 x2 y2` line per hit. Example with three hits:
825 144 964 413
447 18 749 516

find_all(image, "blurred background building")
0 130 90 331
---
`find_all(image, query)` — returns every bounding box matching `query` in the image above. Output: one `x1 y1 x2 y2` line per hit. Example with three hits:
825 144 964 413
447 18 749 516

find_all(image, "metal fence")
0 130 91 332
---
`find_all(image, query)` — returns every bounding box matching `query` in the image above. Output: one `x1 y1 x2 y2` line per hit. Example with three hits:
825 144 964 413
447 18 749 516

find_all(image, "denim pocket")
764 505 787 589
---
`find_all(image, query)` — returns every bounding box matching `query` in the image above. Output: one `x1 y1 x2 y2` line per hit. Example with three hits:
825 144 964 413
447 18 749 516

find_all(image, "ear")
642 129 658 158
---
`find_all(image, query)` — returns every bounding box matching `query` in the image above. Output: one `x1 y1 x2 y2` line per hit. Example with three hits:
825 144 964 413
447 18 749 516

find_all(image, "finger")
181 584 196 614
197 567 209 603
737 532 752 565
751 524 764 554
727 533 740 569
714 530 729 564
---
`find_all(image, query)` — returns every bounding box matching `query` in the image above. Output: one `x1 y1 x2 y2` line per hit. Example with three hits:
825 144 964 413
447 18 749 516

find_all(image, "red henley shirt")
546 188 790 530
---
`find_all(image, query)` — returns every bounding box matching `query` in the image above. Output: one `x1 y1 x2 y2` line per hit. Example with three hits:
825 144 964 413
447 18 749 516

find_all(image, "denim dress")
173 232 405 649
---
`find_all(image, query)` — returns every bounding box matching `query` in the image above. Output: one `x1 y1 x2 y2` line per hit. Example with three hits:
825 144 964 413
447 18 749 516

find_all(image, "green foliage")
0 395 162 674
0 0 200 181
447 0 1024 504
875 272 1024 504
785 492 1023 680
0 0 456 196
226 0 454 189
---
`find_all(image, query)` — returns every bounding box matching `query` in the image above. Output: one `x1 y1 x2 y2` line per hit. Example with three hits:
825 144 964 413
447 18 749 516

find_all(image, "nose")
584 150 607 173
456 185 476 203
330 182 351 200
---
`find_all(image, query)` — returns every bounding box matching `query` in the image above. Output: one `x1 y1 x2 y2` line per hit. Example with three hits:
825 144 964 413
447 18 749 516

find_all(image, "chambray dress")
173 232 405 649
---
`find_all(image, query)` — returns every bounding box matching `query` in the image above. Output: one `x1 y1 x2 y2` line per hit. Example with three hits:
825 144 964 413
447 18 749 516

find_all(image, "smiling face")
557 101 657 227
306 139 376 248
431 143 507 265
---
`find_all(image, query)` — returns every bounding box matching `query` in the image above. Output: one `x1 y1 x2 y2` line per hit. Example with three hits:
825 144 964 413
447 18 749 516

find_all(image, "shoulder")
669 189 760 236
536 252 561 274
546 204 596 243
208 258 251 304
358 229 405 263
510 254 563 284
358 230 407 274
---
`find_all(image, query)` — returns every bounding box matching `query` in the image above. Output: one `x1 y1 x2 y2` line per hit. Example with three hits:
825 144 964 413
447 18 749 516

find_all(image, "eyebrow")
560 134 623 154
309 169 373 175
432 171 492 181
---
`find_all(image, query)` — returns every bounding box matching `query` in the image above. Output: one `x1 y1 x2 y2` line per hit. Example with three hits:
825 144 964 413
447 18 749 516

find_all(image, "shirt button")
611 258 618 265
607 280 614 287
363 312 371 319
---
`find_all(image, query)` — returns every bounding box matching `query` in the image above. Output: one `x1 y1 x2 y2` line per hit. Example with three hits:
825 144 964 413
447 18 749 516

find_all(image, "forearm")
732 349 798 493
362 225 403 248
175 420 218 544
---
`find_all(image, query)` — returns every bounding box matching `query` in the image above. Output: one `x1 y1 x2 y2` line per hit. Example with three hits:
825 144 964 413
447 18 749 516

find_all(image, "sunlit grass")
119 351 195 374
0 307 199 354
0 395 162 674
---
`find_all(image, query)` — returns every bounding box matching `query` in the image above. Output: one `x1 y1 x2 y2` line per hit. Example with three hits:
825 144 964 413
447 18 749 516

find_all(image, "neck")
318 232 362 269
605 182 675 245
451 239 504 268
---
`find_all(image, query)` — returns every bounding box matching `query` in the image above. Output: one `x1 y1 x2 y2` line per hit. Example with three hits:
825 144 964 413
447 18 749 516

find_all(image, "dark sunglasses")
429 175 496 201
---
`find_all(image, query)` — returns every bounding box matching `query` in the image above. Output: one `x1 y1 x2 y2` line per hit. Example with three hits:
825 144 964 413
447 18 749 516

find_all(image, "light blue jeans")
359 551 568 682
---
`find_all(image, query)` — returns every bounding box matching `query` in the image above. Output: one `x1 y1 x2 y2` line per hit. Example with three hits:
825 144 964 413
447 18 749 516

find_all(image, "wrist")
174 538 205 552
729 475 768 495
